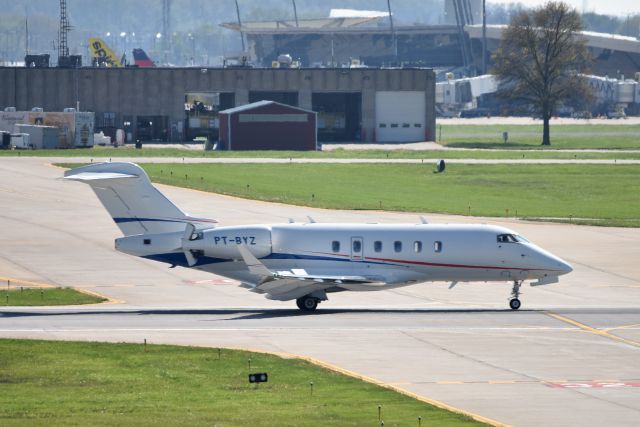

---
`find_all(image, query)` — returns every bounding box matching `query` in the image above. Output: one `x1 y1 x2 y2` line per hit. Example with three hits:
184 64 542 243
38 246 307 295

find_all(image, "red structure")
218 100 317 151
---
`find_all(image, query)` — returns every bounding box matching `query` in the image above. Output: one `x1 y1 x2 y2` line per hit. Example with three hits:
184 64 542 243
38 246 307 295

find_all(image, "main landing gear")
296 295 320 312
509 280 523 310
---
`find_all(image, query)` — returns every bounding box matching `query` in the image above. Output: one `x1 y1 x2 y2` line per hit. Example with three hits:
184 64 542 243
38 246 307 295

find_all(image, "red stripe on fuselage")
305 251 560 273
365 255 538 271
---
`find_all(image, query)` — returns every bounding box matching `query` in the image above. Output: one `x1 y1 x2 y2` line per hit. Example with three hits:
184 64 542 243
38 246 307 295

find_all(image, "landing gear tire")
296 296 318 312
509 280 523 310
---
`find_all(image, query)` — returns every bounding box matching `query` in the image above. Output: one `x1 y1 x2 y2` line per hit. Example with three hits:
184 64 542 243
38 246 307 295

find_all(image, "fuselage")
126 222 572 292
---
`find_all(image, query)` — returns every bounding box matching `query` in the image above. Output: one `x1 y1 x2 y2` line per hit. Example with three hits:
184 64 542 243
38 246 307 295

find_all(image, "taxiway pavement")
0 158 638 426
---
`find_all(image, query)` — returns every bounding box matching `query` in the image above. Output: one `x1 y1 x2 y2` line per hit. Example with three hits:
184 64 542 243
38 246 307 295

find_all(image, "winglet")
237 245 273 278
419 216 428 224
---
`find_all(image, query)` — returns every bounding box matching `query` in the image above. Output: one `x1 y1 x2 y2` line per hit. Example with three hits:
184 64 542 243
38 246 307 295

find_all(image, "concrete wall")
0 67 436 143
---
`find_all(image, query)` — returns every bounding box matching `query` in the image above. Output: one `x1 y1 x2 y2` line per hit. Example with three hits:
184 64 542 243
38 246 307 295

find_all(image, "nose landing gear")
509 280 523 310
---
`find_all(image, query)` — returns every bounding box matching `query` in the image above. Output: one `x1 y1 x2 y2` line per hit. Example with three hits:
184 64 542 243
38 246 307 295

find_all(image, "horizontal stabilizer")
64 171 138 181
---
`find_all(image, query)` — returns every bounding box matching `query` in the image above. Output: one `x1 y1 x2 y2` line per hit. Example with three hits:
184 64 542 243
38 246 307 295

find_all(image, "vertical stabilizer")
64 162 215 235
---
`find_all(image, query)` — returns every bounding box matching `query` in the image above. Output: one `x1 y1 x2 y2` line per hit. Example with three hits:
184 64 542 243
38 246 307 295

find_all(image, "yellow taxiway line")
545 312 640 349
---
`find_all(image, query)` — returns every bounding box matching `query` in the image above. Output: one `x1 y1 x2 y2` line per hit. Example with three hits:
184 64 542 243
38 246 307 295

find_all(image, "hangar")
0 67 436 145
219 100 317 151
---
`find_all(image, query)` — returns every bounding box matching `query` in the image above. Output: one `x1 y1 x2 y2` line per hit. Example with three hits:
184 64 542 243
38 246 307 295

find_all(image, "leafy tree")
492 1 592 145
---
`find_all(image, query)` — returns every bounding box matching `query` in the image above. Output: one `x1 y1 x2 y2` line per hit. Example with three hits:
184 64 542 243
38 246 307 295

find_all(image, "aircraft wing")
247 278 334 301
236 245 382 300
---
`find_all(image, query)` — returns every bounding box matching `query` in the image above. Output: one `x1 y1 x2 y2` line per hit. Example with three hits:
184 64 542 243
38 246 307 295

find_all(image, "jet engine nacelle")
116 231 182 256
184 225 272 260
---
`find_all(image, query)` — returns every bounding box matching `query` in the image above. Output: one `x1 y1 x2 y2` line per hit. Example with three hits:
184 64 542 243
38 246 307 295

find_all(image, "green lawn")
131 163 639 227
1 287 106 306
437 124 640 150
3 123 640 161
0 339 483 426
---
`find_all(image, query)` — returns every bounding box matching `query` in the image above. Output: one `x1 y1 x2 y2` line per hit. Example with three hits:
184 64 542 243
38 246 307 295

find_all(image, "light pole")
155 32 162 61
119 31 127 63
482 0 487 74
188 33 195 66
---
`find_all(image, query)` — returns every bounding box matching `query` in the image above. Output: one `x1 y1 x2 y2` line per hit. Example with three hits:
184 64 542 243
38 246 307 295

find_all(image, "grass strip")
57 162 640 227
4 146 640 159
141 163 639 227
437 124 640 150
0 339 483 426
1 287 106 306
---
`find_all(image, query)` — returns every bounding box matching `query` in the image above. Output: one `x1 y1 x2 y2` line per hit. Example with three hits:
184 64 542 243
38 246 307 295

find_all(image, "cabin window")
374 241 382 252
434 241 442 253
414 241 422 253
352 240 362 253
394 241 402 252
143 239 151 245
332 241 340 252
497 234 528 243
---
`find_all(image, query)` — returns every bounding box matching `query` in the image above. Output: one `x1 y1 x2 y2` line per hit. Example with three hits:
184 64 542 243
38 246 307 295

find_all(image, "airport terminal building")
0 67 436 144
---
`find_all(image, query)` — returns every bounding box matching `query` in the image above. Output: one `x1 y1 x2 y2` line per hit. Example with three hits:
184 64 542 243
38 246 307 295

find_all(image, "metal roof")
220 100 316 115
466 24 640 55
220 16 383 32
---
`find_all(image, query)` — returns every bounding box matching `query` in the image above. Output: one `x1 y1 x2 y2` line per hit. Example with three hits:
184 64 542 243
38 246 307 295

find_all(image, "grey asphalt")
1 158 639 427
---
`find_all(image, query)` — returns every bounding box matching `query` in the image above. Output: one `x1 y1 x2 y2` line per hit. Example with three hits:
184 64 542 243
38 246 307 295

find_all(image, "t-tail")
133 48 156 67
64 162 216 236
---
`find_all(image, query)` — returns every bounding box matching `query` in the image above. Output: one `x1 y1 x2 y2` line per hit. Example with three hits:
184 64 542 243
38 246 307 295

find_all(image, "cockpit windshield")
497 233 529 243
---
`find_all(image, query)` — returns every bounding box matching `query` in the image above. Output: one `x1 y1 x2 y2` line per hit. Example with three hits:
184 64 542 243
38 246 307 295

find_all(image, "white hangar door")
375 91 426 142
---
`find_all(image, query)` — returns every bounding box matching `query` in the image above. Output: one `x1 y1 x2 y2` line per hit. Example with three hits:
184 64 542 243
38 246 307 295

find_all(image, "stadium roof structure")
466 24 640 55
220 15 386 33
329 9 389 19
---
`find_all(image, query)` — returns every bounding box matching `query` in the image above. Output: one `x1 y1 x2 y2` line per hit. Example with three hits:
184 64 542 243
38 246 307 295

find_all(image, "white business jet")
65 162 572 311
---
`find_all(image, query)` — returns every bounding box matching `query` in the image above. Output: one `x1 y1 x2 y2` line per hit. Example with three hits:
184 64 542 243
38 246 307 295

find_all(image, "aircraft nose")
558 259 573 275
537 248 573 275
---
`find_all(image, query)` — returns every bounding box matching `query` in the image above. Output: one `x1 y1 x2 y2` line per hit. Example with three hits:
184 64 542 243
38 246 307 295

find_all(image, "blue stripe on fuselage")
143 253 229 267
141 252 397 268
114 217 185 224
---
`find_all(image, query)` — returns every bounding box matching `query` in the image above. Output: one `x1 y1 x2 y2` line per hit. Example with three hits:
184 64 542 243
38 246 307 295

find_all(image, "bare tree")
492 2 592 145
